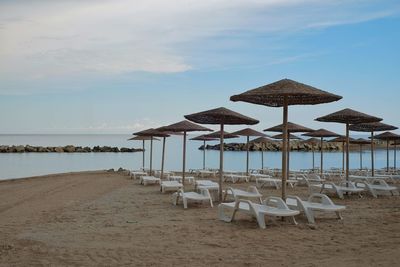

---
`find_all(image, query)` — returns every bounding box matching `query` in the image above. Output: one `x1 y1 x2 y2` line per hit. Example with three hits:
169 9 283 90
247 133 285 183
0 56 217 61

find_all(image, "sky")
0 0 399 135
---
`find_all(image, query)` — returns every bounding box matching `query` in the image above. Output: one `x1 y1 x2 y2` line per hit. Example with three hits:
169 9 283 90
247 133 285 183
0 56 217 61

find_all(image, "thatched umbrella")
203 130 239 139
302 129 340 177
374 132 400 172
265 122 313 175
304 137 319 171
350 122 398 176
316 108 382 181
329 136 355 172
230 79 342 199
250 136 273 169
133 128 170 175
391 141 400 169
350 138 371 170
128 135 159 170
190 134 218 170
185 107 259 201
271 133 302 140
158 120 212 184
231 128 266 175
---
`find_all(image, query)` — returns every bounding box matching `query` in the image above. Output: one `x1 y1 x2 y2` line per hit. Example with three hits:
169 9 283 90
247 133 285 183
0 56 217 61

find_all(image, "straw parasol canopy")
231 128 266 175
128 135 160 170
158 120 212 184
250 136 273 169
190 134 218 170
350 138 371 170
185 107 259 201
316 109 382 181
271 133 302 140
133 128 170 174
349 122 397 175
265 122 313 175
303 129 340 177
230 79 342 199
203 130 239 139
374 132 400 172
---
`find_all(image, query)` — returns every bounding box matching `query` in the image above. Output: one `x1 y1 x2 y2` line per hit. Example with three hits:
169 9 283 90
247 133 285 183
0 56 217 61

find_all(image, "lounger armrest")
321 182 336 190
234 199 258 214
247 185 260 195
286 195 304 211
263 196 289 210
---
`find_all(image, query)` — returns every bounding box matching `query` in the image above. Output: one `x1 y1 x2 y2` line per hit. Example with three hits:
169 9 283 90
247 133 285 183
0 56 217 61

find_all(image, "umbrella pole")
281 97 288 200
150 138 153 175
346 123 350 182
371 131 375 176
394 143 397 170
342 141 345 174
203 140 206 170
287 135 290 178
161 137 166 179
261 149 264 170
320 137 323 178
386 140 389 173
182 131 187 185
246 136 250 175
219 124 224 202
360 144 363 170
142 140 145 170
312 145 315 170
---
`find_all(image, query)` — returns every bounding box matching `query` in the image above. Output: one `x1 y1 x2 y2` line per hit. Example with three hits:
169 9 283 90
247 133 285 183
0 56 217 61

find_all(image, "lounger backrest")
263 197 289 210
308 193 335 206
247 186 260 195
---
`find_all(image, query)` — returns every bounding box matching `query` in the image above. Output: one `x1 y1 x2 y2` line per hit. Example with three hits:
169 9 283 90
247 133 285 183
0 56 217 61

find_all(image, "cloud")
0 0 398 91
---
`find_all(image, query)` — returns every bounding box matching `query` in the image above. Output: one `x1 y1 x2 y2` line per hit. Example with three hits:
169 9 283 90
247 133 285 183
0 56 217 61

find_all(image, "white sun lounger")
286 193 346 224
256 177 298 189
130 171 148 179
160 180 183 193
140 176 161 186
169 175 195 184
223 186 263 203
311 182 364 199
172 188 213 209
223 174 249 183
218 197 300 229
354 180 398 198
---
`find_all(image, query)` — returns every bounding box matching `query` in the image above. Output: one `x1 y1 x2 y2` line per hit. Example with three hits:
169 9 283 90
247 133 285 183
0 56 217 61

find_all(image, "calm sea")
0 134 397 180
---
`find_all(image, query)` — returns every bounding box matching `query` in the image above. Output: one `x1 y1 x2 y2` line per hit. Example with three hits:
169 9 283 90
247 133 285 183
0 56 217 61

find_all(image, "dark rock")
63 145 76 153
54 147 64 153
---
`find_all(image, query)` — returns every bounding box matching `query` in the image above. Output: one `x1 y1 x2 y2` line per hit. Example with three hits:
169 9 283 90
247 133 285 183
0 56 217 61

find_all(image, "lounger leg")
218 206 232 222
183 198 188 209
337 190 344 199
305 209 315 224
335 211 343 220
209 198 214 208
256 214 266 229
290 216 298 225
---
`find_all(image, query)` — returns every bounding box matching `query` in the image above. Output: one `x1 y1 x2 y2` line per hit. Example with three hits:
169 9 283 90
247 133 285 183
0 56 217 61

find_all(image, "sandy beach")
0 171 399 266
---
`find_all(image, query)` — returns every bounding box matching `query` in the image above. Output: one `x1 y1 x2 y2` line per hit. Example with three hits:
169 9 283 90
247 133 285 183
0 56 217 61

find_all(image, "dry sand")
0 171 399 266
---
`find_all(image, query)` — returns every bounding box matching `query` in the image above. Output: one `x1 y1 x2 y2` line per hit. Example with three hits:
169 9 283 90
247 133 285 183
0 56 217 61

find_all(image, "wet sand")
0 171 399 266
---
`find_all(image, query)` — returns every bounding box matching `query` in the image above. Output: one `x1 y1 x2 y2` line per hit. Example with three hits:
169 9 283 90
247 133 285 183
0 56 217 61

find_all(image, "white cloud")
0 0 398 87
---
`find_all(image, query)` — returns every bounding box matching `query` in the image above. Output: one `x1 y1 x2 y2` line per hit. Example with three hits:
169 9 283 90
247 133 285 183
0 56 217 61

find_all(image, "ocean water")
0 134 397 180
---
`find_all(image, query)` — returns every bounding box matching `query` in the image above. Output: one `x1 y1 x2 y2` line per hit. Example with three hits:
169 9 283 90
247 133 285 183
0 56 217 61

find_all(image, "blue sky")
0 0 399 134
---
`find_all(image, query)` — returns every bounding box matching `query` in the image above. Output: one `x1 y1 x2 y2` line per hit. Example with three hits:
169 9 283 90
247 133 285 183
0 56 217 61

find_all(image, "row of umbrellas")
129 79 399 201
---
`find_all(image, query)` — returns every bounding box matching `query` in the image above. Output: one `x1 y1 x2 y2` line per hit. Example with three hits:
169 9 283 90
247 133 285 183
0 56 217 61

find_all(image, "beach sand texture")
0 171 399 266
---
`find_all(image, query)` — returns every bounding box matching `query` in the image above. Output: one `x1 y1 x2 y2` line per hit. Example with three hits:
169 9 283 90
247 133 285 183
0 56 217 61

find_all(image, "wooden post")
359 144 363 170
346 123 350 181
246 136 250 175
320 137 324 178
149 138 153 175
161 137 166 179
371 131 375 177
142 140 145 170
219 124 224 202
287 134 291 179
312 144 315 170
394 143 397 169
261 149 264 170
182 131 187 185
342 141 345 173
203 140 206 170
281 96 288 200
386 140 389 173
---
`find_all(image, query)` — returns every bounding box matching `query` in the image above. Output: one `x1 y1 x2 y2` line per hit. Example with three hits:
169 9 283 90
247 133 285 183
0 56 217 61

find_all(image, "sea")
0 134 397 180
